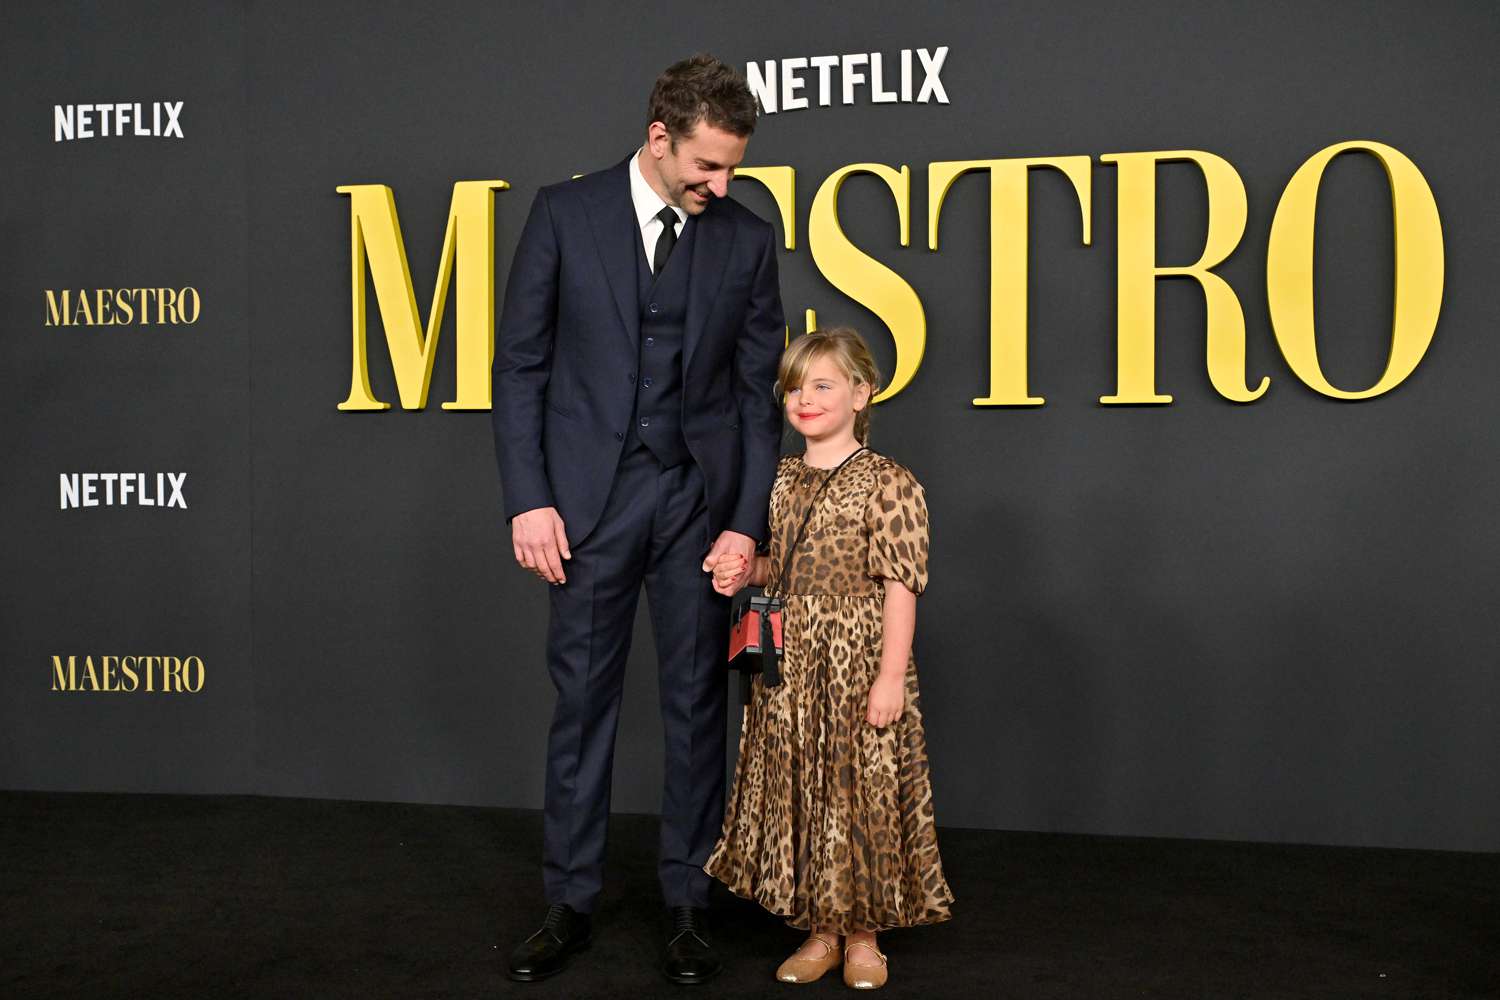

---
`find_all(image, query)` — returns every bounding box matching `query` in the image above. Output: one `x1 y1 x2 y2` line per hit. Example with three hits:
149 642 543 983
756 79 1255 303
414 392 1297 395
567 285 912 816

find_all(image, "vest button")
640 417 650 427
648 303 660 314
614 431 624 440
642 377 653 388
645 337 655 347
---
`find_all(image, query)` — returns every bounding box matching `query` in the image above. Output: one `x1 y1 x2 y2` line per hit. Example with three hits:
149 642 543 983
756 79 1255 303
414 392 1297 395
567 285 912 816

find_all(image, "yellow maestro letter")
336 180 509 410
733 166 802 344
807 163 925 401
928 156 1092 406
732 166 797 251
1099 151 1267 405
1266 141 1443 399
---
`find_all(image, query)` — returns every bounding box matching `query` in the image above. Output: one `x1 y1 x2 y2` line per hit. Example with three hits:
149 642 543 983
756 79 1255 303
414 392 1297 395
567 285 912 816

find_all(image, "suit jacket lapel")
584 156 640 352
684 202 735 372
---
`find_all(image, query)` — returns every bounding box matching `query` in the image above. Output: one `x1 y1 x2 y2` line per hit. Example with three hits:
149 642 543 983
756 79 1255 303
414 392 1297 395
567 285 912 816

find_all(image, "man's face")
642 120 749 215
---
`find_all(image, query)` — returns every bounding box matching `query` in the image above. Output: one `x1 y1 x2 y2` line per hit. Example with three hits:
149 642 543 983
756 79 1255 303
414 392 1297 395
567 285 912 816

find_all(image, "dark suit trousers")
542 442 729 912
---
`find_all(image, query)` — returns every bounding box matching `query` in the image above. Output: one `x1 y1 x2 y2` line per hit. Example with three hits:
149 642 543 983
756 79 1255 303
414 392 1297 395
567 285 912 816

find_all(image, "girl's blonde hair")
776 327 882 445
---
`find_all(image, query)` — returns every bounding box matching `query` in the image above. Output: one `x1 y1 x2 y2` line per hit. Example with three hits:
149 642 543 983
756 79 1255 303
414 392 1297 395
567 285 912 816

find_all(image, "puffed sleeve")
866 462 929 595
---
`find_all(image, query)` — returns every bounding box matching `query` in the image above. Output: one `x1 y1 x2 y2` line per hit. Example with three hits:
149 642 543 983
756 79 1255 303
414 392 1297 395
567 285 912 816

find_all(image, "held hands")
866 673 905 728
707 553 750 596
702 530 755 596
512 506 571 584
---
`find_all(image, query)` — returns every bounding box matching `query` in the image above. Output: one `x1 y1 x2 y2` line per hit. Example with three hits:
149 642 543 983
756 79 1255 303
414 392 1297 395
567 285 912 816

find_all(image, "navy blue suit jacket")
492 155 786 547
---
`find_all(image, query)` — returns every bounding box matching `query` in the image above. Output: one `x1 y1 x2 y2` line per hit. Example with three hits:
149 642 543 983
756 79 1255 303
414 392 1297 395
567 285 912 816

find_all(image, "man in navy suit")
492 55 783 984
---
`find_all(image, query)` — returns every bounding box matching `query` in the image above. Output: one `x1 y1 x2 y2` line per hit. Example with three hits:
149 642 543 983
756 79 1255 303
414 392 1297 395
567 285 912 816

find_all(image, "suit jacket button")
640 417 650 427
648 303 660 315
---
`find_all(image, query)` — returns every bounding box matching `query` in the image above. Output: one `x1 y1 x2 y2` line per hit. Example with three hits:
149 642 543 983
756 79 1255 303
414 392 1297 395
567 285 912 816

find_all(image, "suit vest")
623 216 695 468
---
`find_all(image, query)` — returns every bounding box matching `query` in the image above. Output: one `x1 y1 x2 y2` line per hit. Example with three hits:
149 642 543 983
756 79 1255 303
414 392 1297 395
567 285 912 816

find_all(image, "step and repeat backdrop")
3 0 1497 852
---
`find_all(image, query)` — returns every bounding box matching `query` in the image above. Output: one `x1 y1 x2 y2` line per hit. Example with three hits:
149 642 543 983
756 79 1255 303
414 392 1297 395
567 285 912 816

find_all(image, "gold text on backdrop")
43 287 202 326
50 656 205 693
336 141 1442 410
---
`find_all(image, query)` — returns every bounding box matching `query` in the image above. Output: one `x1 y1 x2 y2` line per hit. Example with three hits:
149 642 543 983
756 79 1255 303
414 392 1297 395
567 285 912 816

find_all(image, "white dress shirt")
629 148 687 273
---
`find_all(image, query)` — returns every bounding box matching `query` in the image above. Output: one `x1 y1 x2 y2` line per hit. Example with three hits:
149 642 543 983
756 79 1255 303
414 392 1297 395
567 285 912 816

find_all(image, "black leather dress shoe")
661 906 722 985
507 903 591 982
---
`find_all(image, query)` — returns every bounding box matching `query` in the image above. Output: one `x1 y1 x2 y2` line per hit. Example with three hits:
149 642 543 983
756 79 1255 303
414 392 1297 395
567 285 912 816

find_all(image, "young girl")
703 327 953 990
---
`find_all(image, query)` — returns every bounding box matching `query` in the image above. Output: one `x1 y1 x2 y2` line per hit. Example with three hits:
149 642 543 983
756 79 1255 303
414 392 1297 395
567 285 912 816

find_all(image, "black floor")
1 792 1496 999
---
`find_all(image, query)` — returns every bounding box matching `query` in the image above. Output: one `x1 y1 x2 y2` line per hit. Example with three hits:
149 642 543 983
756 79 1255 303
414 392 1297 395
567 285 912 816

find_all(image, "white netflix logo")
53 102 184 141
745 48 949 114
59 473 188 509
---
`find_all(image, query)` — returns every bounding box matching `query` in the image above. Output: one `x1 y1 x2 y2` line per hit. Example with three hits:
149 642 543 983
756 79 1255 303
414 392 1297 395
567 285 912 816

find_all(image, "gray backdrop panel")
0 1 255 793
2 0 1496 852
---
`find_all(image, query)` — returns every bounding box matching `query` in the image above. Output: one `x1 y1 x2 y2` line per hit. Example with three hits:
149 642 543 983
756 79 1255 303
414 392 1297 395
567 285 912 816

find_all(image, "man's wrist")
720 526 761 548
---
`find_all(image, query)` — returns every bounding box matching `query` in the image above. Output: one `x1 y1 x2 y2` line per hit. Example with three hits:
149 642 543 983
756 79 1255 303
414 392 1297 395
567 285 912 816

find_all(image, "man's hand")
512 506 571 585
702 530 755 593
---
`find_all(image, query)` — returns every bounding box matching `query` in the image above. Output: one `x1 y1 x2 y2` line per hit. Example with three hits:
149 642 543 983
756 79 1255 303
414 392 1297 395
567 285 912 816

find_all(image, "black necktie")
652 206 679 274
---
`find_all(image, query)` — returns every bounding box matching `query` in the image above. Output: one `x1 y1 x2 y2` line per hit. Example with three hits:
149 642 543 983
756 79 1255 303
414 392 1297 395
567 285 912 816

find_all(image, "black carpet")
1 792 1495 999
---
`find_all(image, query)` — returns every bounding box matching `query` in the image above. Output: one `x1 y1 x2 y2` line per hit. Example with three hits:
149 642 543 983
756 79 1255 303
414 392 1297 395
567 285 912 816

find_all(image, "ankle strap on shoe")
809 934 839 954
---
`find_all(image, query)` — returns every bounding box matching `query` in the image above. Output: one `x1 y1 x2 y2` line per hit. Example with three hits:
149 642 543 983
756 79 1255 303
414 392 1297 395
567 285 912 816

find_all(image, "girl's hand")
866 674 905 728
710 553 749 596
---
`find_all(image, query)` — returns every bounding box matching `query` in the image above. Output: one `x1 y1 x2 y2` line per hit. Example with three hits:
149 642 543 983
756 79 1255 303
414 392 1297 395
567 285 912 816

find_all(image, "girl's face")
785 353 870 443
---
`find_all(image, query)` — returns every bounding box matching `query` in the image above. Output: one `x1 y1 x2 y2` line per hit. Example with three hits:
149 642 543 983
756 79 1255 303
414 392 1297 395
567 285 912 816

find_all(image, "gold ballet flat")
843 940 888 990
775 934 841 983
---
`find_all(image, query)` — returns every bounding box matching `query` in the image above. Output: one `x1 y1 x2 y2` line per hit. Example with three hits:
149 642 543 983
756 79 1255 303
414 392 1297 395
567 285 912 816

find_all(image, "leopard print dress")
704 449 954 933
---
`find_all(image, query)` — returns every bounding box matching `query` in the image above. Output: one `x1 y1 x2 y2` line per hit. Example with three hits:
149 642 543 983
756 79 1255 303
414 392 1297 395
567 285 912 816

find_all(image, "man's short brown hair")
647 54 759 141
